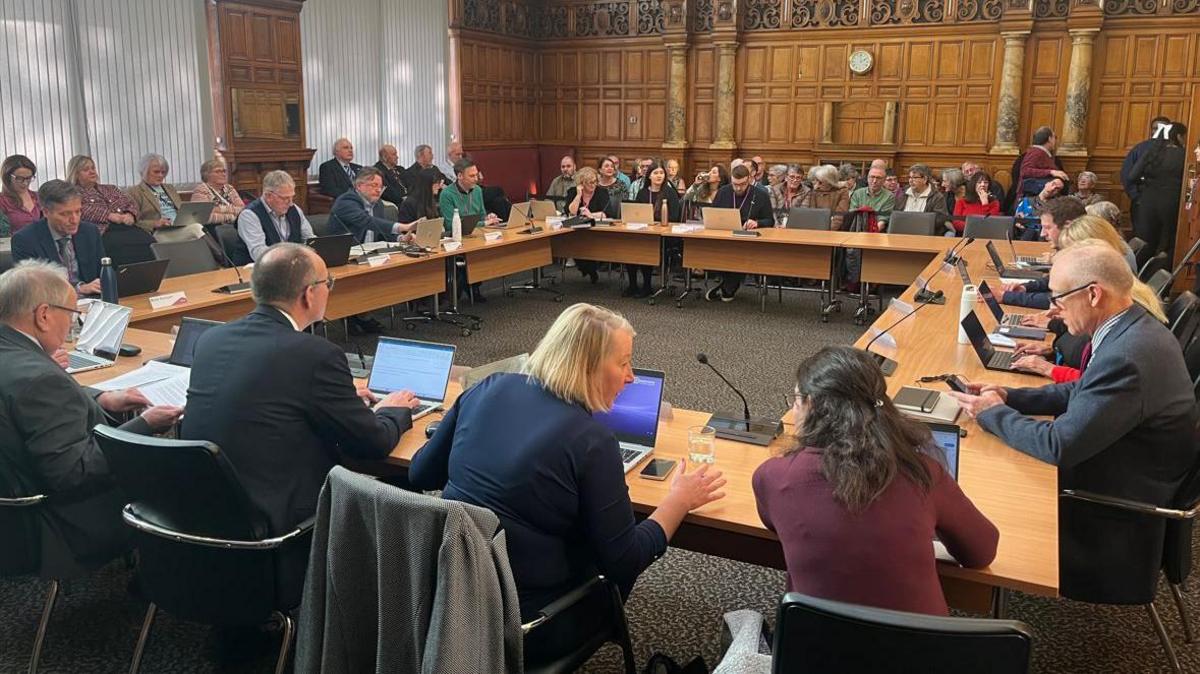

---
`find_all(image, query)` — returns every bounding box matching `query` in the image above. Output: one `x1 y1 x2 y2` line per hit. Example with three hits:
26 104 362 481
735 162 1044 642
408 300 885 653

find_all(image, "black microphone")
212 232 251 295
862 290 944 375
912 274 945 304
521 189 543 235
943 237 975 265
697 352 751 421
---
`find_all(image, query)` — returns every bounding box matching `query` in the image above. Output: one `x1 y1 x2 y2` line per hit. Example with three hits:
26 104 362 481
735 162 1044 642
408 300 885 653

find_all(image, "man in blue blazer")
317 137 362 199
950 241 1198 605
328 167 415 244
12 180 106 297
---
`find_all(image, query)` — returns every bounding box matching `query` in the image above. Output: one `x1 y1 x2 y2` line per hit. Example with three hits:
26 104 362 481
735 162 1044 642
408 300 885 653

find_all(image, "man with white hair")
0 260 183 566
317 138 362 198
374 144 411 205
949 241 1197 604
236 170 315 262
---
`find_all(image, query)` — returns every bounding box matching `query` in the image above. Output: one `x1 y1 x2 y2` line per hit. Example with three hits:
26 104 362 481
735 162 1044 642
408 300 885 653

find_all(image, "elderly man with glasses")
848 162 896 231
236 170 316 262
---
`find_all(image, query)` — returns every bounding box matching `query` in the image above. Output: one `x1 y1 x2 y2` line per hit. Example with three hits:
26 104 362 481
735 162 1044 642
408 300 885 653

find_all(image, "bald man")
317 138 362 198
546 155 576 200
374 144 411 205
950 241 1196 604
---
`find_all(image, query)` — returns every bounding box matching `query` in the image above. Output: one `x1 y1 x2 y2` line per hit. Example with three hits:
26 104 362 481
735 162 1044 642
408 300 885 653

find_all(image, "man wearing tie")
374 144 411 205
317 138 362 199
329 168 415 244
949 242 1197 605
11 180 106 297
704 164 773 302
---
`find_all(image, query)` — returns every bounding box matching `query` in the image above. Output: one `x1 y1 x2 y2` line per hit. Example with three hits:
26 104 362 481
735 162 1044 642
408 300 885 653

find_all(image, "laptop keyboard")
621 448 642 464
1002 314 1022 326
990 351 1014 369
1017 255 1045 265
414 402 434 417
68 353 100 370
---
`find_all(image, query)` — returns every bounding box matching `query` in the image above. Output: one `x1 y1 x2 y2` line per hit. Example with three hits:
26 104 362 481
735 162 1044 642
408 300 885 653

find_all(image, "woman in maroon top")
0 154 42 234
752 346 999 616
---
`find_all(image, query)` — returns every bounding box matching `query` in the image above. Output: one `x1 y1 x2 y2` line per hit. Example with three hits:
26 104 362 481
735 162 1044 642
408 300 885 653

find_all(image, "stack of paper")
93 360 191 407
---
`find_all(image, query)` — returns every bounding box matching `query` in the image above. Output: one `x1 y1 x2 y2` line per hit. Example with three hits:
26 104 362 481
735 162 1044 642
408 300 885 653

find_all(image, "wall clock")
849 50 874 75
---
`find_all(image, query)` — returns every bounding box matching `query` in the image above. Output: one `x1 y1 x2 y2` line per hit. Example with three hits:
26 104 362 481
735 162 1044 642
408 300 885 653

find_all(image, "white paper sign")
625 222 649 230
441 241 463 252
864 327 898 350
367 254 390 267
483 230 503 243
888 298 915 317
149 291 188 310
671 224 701 234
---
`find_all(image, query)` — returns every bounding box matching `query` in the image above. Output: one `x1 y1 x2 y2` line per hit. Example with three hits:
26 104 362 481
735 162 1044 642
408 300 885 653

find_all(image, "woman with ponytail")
752 346 999 615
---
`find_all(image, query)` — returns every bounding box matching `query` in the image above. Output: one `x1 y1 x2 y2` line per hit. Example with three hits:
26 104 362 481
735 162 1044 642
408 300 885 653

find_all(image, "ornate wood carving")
694 0 715 31
744 0 784 29
869 0 946 24
957 0 1006 21
636 0 666 33
791 0 861 28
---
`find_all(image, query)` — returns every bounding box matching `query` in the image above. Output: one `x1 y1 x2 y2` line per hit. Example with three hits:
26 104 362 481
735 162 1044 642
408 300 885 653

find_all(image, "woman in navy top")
753 346 998 615
409 303 725 623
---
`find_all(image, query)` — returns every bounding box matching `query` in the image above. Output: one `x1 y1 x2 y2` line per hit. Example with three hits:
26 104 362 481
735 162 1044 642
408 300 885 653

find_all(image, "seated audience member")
397 167 446 224
1085 200 1122 230
441 141 466 182
951 171 1001 235
752 156 770 186
181 243 417 584
408 143 450 185
682 164 729 219
546 155 576 202
848 163 895 231
1001 196 1087 309
190 158 245 225
771 164 811 226
962 161 1005 204
1014 177 1065 241
330 167 414 244
0 155 42 234
628 157 651 201
837 163 860 190
12 180 106 296
317 138 361 199
564 167 618 284
438 158 500 229
627 161 681 297
596 156 622 196
895 164 950 233
374 144 411 206
704 165 774 302
940 168 965 216
754 346 997 615
409 303 725 627
949 241 1196 604
801 164 851 230
0 210 9 237
765 164 787 190
665 158 686 192
1071 171 1102 207
65 154 154 266
0 260 182 567
128 153 207 245
607 154 632 190
884 169 903 202
237 170 315 262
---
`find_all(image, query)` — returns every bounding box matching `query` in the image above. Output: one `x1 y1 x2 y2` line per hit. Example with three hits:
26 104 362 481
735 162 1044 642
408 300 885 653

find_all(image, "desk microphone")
696 353 782 445
943 237 975 266
862 289 944 376
697 352 751 421
212 234 252 295
913 274 945 304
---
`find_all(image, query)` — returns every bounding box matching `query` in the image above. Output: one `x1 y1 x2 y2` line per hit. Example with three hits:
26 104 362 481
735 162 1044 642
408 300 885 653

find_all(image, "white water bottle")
959 285 978 345
451 207 462 242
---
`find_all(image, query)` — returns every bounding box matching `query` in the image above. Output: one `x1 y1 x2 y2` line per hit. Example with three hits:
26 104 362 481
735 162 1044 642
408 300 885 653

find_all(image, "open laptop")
506 200 558 228
168 317 222 367
65 301 132 373
977 280 1046 339
366 337 457 420
116 258 170 296
702 207 743 231
306 233 355 268
986 241 1044 280
621 202 655 224
158 202 215 230
459 214 482 237
414 218 444 249
956 259 972 286
922 421 961 480
592 368 666 473
1007 228 1051 270
960 311 1017 371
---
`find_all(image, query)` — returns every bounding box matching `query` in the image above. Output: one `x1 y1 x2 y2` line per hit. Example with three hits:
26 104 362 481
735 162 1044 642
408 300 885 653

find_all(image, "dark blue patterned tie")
56 237 79 286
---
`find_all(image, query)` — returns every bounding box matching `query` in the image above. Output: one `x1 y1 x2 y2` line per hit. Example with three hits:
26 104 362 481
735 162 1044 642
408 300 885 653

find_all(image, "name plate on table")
366 254 390 267
888 298 915 316
546 216 565 229
863 326 898 350
483 230 503 243
671 224 702 234
625 222 649 230
149 291 188 310
441 241 463 252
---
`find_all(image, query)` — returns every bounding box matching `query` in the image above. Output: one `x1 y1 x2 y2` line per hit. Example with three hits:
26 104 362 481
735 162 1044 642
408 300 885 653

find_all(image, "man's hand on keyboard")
355 385 379 406
376 390 420 412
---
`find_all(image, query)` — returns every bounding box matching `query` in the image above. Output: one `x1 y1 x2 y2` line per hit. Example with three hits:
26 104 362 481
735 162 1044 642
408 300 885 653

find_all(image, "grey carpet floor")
1 268 1193 672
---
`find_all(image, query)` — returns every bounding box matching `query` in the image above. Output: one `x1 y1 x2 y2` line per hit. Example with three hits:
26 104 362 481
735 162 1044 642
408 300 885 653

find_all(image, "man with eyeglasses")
236 170 316 262
0 260 183 568
12 180 107 297
948 241 1196 604
182 242 419 595
848 163 895 231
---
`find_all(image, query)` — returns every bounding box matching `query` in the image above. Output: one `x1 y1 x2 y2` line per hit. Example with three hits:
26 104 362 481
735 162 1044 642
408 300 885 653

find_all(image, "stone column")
990 31 1028 155
664 42 689 149
710 41 738 150
1058 29 1098 156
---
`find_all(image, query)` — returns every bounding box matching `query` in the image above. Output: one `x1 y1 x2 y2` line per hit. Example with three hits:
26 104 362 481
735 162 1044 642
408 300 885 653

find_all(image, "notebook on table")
592 368 666 473
366 337 457 420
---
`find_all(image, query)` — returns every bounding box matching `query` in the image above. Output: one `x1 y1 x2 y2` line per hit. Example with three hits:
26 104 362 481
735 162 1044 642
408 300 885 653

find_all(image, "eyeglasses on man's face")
308 275 335 291
1049 282 1094 308
43 303 83 324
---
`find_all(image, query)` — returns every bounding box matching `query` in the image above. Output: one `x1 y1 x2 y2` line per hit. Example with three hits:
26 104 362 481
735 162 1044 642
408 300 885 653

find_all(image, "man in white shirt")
237 171 315 262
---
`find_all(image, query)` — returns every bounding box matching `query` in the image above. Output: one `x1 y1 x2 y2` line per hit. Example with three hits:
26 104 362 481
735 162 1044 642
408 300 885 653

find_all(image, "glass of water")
688 425 716 464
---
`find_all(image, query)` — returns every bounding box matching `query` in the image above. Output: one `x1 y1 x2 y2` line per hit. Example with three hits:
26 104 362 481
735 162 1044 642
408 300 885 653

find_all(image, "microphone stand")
509 190 562 300
697 353 782 446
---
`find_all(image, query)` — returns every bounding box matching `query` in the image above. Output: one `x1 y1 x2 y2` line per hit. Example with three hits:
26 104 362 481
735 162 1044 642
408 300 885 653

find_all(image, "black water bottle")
99 257 118 303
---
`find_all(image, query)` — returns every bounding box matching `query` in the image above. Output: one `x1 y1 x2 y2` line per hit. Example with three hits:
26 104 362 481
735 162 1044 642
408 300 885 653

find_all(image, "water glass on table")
688 425 716 464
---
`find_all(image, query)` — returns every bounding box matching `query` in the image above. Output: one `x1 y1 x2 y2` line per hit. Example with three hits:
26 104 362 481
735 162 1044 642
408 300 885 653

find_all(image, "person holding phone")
409 303 725 664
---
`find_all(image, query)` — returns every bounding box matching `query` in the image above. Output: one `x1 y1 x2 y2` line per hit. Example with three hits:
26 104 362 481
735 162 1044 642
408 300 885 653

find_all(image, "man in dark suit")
0 260 182 568
704 164 774 302
181 242 419 539
12 180 106 297
329 167 414 244
317 137 362 199
950 242 1198 604
374 143 411 205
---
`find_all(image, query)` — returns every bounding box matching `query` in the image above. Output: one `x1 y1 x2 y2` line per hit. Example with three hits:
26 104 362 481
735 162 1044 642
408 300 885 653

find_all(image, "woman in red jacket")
951 171 1000 234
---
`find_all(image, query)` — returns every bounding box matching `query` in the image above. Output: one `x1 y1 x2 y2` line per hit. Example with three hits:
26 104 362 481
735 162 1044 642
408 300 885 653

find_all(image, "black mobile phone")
944 375 970 394
639 458 677 481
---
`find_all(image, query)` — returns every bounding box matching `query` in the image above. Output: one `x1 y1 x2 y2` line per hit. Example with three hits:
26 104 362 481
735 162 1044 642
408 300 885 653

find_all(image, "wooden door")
1171 84 1200 293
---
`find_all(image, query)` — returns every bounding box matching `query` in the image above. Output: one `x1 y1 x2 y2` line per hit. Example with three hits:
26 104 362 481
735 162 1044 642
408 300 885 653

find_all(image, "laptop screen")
368 337 456 401
923 422 961 479
985 241 1006 271
975 281 1005 322
592 368 665 448
960 311 994 362
956 259 972 286
169 317 222 367
76 301 131 357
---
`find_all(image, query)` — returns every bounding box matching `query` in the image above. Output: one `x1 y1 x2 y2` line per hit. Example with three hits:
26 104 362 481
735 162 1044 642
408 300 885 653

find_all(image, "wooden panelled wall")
452 1 1200 208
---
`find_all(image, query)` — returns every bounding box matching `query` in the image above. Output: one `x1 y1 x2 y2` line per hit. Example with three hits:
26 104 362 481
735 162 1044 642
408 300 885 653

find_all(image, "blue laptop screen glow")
593 369 664 447
924 424 961 480
367 338 455 401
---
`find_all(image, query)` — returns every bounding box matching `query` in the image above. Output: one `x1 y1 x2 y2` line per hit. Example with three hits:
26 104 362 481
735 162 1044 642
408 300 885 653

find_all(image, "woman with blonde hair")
410 303 725 655
67 154 155 264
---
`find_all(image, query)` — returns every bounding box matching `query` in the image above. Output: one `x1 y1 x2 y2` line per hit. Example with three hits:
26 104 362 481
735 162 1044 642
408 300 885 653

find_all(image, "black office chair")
963 215 1015 240
214 223 252 266
771 592 1034 673
1185 335 1200 397
888 211 938 236
1148 269 1174 299
785 207 832 230
523 576 637 674
308 213 332 237
0 249 12 273
1140 252 1170 282
1128 237 1150 272
1167 291 1200 348
0 487 56 674
93 425 311 674
151 238 222 278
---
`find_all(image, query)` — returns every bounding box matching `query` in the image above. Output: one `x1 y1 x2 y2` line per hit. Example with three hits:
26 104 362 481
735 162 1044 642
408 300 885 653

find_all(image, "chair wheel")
405 322 416 331
675 301 683 308
554 295 563 302
461 328 472 337
822 316 829 323
647 298 656 306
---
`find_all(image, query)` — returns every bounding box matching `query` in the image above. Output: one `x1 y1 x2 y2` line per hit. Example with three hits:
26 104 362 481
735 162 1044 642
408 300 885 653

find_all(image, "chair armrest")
521 575 606 634
1060 490 1197 520
122 505 316 550
0 494 48 507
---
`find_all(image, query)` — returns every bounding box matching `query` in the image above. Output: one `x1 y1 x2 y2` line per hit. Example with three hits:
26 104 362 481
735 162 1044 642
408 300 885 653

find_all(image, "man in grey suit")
950 241 1197 604
0 261 183 568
